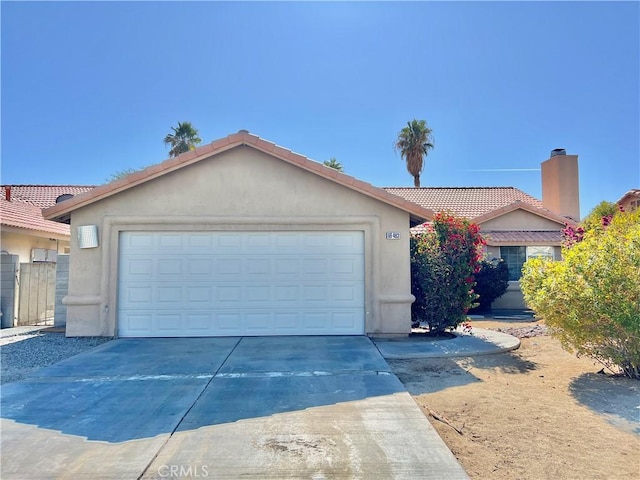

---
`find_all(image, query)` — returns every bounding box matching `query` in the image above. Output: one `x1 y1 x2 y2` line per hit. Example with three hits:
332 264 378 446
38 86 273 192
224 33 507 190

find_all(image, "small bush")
521 207 640 379
470 259 509 313
411 212 485 334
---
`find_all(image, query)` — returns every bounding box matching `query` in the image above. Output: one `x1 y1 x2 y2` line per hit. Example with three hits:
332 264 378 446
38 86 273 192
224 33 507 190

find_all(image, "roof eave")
0 224 71 239
43 132 434 224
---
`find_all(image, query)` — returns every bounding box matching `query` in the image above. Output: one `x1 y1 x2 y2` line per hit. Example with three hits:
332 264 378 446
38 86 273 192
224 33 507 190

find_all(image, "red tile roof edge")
1 198 72 236
43 131 434 222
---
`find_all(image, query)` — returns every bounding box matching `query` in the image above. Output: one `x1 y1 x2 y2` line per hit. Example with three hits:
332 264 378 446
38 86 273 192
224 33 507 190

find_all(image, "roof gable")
617 188 640 205
473 200 570 226
43 131 434 224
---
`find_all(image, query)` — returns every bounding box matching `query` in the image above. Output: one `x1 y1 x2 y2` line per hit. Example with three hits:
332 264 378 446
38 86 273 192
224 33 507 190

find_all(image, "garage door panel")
186 233 214 249
158 258 183 276
118 231 365 337
218 285 242 302
187 258 213 275
186 314 211 331
158 233 183 248
125 258 154 276
119 309 365 337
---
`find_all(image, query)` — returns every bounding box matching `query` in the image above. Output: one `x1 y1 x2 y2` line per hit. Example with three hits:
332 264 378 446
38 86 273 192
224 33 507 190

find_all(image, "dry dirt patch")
388 320 640 480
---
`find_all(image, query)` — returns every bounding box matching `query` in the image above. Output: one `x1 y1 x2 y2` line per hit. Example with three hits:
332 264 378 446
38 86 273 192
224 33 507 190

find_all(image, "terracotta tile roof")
407 224 563 245
1 185 95 237
1 198 73 236
383 187 545 219
481 230 563 245
1 185 95 208
43 131 434 224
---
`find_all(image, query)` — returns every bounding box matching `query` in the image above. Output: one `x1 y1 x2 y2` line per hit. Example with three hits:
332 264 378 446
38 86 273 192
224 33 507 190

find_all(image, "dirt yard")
388 319 640 480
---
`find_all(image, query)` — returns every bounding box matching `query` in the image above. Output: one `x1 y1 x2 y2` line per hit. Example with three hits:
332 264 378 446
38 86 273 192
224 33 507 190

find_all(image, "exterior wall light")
77 225 99 249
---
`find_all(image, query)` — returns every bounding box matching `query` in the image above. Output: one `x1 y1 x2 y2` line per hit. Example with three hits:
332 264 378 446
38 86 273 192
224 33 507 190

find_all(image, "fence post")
0 254 19 328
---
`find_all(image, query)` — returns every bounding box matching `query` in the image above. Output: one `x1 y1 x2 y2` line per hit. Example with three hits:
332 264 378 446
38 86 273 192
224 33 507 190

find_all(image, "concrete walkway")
373 327 521 359
0 336 477 480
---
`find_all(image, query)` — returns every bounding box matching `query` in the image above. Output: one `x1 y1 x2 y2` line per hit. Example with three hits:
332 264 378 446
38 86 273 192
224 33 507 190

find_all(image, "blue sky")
2 1 638 219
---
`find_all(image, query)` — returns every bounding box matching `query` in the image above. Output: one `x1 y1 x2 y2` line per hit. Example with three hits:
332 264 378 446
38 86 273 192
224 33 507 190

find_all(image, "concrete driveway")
1 336 468 479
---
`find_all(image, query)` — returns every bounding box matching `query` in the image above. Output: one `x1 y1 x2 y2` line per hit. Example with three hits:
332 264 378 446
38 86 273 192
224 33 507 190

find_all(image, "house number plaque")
385 232 400 240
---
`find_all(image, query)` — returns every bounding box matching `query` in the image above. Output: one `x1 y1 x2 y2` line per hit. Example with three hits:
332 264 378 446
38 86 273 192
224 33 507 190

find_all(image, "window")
500 246 555 281
526 246 554 260
500 246 526 281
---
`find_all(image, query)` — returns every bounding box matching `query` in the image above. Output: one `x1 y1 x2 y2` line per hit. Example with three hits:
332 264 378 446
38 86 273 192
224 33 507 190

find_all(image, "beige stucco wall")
64 146 416 337
1 230 70 264
480 209 563 231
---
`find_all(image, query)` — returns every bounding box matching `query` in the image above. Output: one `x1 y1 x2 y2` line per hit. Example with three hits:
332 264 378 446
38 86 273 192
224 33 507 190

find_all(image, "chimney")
4 186 10 202
541 149 580 221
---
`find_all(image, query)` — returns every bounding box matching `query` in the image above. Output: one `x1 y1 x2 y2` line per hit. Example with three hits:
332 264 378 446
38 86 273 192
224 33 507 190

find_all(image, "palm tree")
323 157 343 172
163 121 202 157
394 119 434 187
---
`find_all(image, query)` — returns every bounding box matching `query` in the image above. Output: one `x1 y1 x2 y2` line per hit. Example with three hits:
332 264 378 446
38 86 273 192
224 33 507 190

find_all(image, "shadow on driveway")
1 336 404 443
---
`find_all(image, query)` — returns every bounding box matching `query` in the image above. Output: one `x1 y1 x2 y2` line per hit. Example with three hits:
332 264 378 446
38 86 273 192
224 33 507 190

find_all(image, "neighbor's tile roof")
407 225 563 245
43 131 434 224
1 185 95 208
617 188 640 205
1 185 95 236
383 187 545 219
482 230 563 245
1 198 74 236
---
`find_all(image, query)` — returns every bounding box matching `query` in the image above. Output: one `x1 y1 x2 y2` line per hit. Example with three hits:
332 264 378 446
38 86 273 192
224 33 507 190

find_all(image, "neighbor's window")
500 246 555 281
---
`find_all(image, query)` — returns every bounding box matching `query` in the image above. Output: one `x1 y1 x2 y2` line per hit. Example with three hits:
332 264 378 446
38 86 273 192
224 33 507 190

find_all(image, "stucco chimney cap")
550 148 567 157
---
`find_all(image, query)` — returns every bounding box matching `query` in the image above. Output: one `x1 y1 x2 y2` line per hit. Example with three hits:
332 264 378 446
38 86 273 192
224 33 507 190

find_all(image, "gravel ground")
1 331 112 385
492 324 549 338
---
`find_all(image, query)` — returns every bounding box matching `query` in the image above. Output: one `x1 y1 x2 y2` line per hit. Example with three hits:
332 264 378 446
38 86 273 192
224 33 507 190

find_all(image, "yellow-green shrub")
521 208 640 378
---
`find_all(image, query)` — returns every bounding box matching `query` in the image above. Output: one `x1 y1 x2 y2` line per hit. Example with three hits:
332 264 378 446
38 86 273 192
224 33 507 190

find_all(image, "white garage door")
117 231 365 337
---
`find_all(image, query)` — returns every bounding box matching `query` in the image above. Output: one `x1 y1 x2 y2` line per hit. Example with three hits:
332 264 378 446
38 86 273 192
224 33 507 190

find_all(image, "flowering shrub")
521 207 640 379
411 212 485 334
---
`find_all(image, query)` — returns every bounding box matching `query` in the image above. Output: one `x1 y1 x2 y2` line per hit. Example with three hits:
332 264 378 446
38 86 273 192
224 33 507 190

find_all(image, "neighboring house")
1 185 95 262
1 185 95 327
617 189 640 212
385 149 580 310
43 130 433 338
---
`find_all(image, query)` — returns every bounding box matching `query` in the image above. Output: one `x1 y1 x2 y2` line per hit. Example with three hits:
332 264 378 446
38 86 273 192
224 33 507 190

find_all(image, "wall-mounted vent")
55 194 75 203
550 148 566 157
